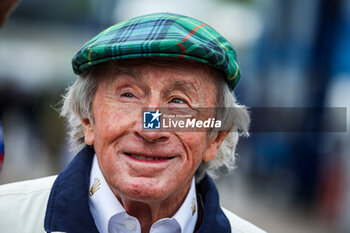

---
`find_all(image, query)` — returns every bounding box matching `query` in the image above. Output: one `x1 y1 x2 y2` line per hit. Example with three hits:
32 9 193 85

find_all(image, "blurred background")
0 0 349 232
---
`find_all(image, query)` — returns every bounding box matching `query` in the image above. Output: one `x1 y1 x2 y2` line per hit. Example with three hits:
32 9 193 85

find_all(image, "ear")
80 117 95 145
203 130 230 162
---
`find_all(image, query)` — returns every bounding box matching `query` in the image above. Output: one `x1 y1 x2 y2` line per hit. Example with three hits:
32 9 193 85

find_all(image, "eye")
170 98 185 104
122 92 134 98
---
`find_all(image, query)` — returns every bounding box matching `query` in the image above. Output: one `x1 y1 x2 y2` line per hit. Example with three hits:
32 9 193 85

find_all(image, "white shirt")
89 155 198 233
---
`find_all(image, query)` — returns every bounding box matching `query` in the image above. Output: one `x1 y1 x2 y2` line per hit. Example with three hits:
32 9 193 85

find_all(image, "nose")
137 129 170 143
146 90 161 108
136 112 171 143
135 92 171 143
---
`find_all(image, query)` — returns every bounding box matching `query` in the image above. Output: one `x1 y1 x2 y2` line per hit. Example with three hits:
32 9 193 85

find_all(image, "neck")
111 180 192 233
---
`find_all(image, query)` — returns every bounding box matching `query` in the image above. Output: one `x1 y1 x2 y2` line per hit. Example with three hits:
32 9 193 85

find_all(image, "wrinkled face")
81 60 228 202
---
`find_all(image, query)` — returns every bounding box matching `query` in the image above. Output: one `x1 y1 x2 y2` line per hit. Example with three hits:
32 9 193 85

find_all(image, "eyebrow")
163 79 199 99
113 66 142 82
107 65 200 99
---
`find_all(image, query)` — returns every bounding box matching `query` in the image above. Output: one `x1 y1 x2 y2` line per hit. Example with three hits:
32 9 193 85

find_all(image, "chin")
114 177 174 202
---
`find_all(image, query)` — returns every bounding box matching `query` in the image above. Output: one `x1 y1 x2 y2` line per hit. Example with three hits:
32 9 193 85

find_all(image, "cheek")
177 133 207 165
94 107 138 143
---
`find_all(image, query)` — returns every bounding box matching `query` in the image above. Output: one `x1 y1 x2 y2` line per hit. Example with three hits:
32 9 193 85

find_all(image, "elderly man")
0 13 265 233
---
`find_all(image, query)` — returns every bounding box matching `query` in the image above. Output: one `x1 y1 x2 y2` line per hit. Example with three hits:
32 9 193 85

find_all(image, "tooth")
130 154 164 161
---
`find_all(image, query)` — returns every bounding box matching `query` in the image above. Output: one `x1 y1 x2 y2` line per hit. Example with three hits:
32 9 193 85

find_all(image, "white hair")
61 60 250 181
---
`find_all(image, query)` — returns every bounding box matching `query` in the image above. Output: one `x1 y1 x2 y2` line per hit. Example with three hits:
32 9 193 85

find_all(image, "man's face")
82 60 227 202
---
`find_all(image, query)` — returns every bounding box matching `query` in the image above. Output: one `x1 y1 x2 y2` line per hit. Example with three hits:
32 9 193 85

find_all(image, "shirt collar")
172 175 198 233
89 154 198 233
89 155 125 233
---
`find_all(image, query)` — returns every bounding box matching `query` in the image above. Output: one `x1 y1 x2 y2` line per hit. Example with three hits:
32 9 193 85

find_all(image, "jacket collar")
197 175 231 233
44 146 99 233
44 146 230 233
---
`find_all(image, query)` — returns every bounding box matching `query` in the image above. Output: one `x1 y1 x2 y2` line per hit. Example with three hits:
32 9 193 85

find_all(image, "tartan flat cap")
72 12 241 89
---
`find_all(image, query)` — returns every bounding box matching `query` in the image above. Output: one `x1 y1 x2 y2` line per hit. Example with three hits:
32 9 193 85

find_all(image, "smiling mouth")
124 153 175 161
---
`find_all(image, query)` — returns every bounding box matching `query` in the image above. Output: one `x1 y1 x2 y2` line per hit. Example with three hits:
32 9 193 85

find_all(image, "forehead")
93 58 223 86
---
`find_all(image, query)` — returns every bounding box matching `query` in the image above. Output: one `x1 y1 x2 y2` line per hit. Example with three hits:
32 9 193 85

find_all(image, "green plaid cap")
72 12 241 89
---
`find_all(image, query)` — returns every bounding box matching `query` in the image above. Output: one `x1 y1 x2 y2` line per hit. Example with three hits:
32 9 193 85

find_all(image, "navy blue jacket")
44 146 231 233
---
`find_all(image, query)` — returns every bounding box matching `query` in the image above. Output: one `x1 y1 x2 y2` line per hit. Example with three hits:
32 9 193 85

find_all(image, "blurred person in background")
0 0 18 173
0 0 18 27
0 12 265 233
